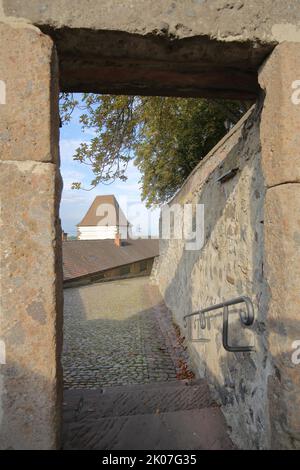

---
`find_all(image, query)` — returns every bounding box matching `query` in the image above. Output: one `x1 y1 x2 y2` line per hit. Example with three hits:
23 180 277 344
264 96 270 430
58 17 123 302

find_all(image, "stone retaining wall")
155 105 271 449
155 44 300 448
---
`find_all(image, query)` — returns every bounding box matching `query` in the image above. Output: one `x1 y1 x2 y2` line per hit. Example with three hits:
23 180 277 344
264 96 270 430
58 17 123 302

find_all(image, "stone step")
63 407 234 450
63 380 217 421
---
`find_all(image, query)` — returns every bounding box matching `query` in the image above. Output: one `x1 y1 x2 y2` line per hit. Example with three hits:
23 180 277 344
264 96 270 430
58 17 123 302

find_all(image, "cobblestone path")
63 277 192 389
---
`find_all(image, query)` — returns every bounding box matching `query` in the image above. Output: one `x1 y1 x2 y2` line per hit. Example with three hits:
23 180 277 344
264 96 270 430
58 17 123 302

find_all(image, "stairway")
63 380 234 450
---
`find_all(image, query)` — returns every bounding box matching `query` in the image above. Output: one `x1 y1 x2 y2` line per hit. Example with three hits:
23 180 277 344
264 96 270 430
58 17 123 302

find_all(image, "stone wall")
155 47 300 446
258 43 300 450
155 105 272 449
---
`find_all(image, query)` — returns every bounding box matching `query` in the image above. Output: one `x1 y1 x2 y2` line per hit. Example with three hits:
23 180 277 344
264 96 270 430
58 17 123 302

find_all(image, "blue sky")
59 96 160 237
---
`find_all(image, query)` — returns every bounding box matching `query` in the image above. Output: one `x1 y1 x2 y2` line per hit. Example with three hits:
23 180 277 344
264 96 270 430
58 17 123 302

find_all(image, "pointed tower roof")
77 195 128 227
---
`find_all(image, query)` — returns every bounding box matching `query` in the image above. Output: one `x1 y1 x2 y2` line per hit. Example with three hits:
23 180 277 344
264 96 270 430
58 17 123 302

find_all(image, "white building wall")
77 225 128 240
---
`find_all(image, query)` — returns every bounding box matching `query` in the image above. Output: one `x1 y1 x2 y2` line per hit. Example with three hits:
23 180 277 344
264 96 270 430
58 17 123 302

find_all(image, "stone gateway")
0 0 300 450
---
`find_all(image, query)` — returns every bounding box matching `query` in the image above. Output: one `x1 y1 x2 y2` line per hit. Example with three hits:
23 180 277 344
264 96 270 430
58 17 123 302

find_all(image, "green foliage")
60 94 249 207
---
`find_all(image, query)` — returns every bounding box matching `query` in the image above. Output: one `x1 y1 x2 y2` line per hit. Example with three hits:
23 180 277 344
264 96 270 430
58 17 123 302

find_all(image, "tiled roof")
77 195 128 227
63 238 159 281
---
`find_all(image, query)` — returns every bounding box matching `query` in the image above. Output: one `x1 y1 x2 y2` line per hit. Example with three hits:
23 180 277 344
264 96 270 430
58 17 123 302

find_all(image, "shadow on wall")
157 102 278 449
0 363 61 450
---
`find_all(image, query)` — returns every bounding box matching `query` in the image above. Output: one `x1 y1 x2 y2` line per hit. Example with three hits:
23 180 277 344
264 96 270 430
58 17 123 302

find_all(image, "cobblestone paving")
63 277 190 389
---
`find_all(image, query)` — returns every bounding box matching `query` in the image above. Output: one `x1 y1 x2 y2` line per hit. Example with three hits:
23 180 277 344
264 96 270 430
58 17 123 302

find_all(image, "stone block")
264 184 300 449
0 160 63 449
3 0 300 44
259 42 300 187
0 23 59 162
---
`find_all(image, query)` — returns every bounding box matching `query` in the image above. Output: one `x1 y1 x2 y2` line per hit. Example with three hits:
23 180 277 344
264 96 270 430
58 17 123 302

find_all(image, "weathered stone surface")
264 184 300 449
3 0 300 43
0 161 63 449
63 382 234 450
2 1 300 98
0 0 276 98
154 50 300 448
0 22 59 162
154 105 271 449
259 43 300 187
258 42 300 449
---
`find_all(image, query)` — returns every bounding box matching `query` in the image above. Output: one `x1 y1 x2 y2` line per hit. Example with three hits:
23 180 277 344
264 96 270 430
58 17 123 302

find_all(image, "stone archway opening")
58 89 251 450
50 26 273 450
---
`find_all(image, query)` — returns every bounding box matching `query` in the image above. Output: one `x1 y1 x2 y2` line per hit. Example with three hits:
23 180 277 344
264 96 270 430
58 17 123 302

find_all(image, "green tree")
60 94 249 207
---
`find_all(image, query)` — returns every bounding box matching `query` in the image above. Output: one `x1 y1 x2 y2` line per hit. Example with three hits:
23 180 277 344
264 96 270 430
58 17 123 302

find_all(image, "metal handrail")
183 296 255 352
